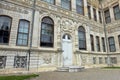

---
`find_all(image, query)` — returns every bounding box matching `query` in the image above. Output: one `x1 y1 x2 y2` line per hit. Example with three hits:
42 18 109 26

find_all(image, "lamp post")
98 0 111 66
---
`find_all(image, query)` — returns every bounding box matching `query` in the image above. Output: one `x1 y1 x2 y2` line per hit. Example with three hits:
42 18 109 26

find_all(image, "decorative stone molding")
0 2 29 14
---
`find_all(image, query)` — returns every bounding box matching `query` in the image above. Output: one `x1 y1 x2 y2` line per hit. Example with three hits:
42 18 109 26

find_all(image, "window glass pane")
61 0 71 10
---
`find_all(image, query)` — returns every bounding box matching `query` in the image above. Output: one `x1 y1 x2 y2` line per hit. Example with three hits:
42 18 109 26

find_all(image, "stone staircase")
57 66 84 72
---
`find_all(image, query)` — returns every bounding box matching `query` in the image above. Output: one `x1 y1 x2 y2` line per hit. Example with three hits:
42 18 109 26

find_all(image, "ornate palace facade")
0 0 120 73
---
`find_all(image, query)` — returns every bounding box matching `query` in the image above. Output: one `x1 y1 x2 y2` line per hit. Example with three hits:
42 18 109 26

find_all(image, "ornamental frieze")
0 2 29 14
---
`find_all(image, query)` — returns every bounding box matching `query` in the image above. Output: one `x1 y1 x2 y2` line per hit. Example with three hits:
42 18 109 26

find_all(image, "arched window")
0 16 12 44
78 26 86 50
40 17 54 47
108 37 116 52
61 0 71 10
16 20 30 46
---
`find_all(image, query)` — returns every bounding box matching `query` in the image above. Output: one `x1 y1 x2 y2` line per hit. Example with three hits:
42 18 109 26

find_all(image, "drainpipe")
28 0 36 71
99 0 111 66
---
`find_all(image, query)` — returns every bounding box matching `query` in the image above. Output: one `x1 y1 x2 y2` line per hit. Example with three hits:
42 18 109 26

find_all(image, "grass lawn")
103 67 120 69
0 74 39 80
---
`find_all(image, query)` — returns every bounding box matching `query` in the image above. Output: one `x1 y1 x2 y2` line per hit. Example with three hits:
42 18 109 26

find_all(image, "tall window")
102 37 106 52
40 17 54 47
78 26 86 50
108 37 116 52
0 16 12 44
87 5 91 19
93 8 97 21
61 0 71 10
113 5 120 20
76 0 84 15
99 11 102 23
96 36 100 51
90 34 94 51
118 35 120 47
41 0 55 4
16 20 29 46
104 9 111 23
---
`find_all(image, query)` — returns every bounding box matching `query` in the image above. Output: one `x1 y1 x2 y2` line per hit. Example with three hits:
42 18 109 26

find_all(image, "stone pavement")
29 69 120 80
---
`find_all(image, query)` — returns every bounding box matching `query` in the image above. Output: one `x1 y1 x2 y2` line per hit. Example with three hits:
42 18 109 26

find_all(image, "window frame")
96 36 100 52
16 19 30 46
40 16 54 47
108 37 116 52
87 5 91 19
90 34 94 51
0 15 12 45
113 4 120 20
102 37 106 52
93 8 97 21
78 26 86 50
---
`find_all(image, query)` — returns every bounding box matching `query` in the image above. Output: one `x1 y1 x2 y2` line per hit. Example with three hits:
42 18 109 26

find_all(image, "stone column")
56 0 61 6
109 7 115 22
90 5 94 20
94 35 96 52
71 0 76 12
96 8 99 22
114 34 119 52
84 0 88 17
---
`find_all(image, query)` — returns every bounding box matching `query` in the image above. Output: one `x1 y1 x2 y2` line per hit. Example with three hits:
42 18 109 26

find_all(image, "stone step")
57 66 84 72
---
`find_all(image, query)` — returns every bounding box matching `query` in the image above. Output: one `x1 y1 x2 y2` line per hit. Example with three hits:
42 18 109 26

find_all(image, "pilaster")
84 0 88 17
71 0 76 12
90 5 94 20
109 7 115 22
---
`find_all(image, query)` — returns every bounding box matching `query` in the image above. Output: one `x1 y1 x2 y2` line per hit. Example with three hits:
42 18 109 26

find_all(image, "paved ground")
30 69 120 80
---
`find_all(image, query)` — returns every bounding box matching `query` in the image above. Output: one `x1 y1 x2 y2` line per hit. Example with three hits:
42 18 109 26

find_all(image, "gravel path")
30 69 120 80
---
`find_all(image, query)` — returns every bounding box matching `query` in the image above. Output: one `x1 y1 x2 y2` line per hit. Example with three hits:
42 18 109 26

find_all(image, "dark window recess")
104 9 111 23
87 5 91 19
90 34 94 51
0 16 12 44
93 8 97 21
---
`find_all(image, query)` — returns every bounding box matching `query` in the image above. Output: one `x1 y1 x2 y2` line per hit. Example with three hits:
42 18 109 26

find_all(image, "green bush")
0 74 39 80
